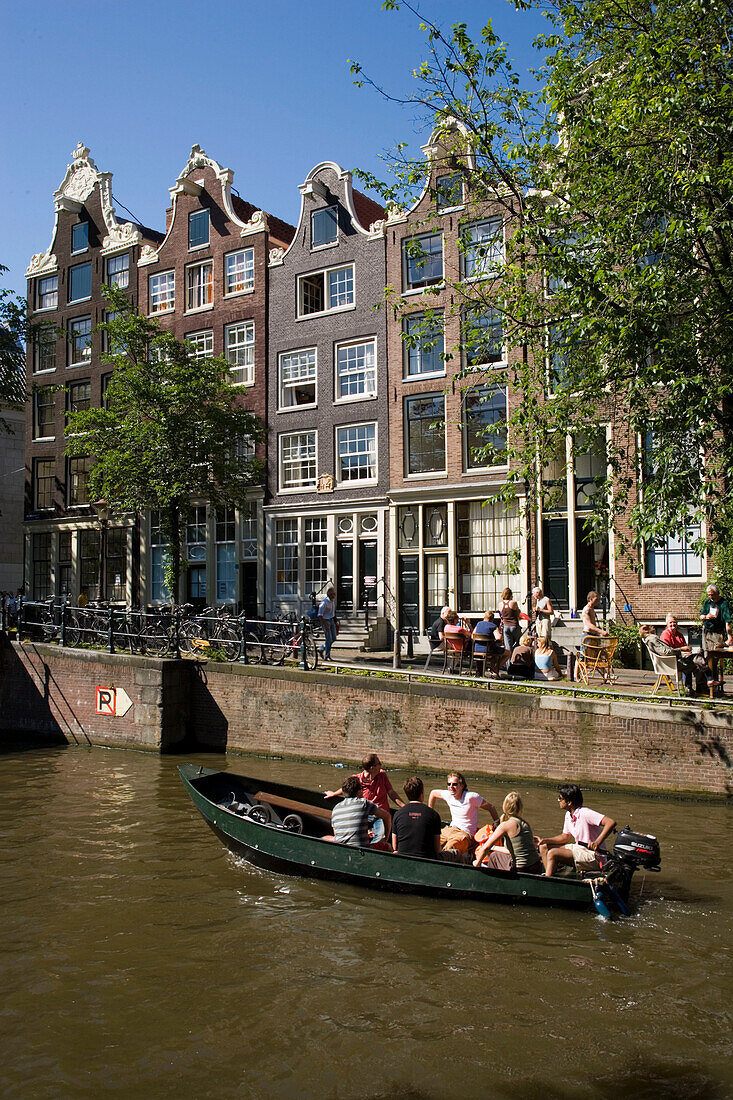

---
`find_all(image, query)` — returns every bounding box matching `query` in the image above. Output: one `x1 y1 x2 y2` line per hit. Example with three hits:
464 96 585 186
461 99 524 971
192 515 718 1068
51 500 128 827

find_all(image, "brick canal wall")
1 641 731 797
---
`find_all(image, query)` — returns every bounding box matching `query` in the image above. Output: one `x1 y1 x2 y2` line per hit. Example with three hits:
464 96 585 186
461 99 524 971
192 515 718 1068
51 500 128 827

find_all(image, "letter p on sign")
95 687 133 717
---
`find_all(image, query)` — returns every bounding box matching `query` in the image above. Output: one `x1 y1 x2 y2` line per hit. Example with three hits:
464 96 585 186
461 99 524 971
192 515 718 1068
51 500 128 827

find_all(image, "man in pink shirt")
538 784 616 876
324 753 404 830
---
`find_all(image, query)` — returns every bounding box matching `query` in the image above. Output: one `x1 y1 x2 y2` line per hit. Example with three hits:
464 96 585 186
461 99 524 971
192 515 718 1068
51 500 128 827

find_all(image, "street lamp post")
94 499 109 603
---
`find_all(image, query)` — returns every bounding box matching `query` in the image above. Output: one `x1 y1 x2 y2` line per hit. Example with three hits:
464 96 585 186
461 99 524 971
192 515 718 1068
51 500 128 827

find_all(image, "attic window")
189 210 210 250
312 206 338 248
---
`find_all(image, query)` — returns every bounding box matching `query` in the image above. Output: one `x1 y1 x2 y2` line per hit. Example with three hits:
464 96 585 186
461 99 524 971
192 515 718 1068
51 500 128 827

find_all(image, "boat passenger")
328 776 390 848
473 792 544 875
324 753 404 831
428 772 499 855
391 777 442 859
538 784 616 877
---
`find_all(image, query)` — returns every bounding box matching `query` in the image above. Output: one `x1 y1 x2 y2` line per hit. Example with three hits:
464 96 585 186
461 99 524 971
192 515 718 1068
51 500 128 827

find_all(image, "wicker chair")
574 635 618 685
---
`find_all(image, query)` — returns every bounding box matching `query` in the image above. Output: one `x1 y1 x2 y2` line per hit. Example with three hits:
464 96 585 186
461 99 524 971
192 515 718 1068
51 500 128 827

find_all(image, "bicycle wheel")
65 615 81 648
141 621 171 658
244 631 264 664
213 623 241 662
178 620 199 655
260 630 286 665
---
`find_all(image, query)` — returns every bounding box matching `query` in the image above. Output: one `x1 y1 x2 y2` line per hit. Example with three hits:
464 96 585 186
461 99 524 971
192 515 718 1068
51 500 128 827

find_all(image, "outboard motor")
612 828 661 871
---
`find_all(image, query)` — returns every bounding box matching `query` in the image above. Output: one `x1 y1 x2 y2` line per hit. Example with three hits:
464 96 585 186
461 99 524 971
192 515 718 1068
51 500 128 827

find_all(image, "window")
36 275 58 311
275 518 298 596
337 423 377 482
547 324 571 391
34 325 56 373
224 248 254 295
336 339 376 400
106 253 129 288
106 527 127 602
32 533 52 600
67 379 91 416
436 173 463 211
462 218 503 278
304 518 327 590
33 459 54 510
186 329 213 361
101 373 113 410
574 434 606 510
405 394 446 475
189 210 210 249
150 511 171 603
79 529 98 598
67 455 91 506
186 260 213 311
280 431 317 490
68 317 92 366
403 312 444 377
215 507 236 603
241 501 257 560
298 264 354 316
312 206 338 248
185 506 207 563
33 387 55 439
463 307 504 366
279 348 317 408
463 386 508 469
646 528 703 578
72 223 88 253
58 531 72 597
149 271 175 314
403 233 443 291
456 499 521 613
220 321 254 385
68 262 92 303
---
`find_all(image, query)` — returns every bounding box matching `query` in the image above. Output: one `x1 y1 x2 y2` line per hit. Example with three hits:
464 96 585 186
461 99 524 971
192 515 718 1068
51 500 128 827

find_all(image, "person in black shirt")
391 777 442 859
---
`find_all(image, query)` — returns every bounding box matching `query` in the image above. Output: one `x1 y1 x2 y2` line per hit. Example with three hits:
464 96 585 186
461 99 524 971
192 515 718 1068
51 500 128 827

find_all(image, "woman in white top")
532 586 554 643
428 772 498 854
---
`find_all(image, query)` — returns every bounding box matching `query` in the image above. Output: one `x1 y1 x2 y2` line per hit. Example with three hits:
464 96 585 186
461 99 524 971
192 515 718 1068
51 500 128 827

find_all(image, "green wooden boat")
179 764 646 913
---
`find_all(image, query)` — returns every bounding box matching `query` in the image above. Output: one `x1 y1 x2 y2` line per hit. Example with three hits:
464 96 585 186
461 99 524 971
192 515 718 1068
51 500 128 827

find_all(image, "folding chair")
424 636 446 670
645 646 683 696
574 635 618 685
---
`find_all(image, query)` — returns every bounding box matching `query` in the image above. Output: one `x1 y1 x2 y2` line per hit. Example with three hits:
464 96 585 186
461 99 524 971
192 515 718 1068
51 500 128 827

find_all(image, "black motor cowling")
612 827 661 870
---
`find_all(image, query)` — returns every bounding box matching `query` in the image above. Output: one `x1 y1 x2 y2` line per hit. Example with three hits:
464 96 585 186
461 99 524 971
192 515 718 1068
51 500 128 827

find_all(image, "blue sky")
2 0 547 300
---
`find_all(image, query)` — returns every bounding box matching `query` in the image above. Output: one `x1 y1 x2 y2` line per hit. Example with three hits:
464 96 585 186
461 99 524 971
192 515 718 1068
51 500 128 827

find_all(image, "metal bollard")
60 598 68 648
300 616 309 670
406 626 414 660
171 605 180 660
107 606 115 654
393 625 401 669
238 614 249 664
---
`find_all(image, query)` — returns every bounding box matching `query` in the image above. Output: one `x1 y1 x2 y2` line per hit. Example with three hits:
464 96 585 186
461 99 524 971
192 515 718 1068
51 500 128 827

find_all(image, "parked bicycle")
262 613 318 668
178 604 248 662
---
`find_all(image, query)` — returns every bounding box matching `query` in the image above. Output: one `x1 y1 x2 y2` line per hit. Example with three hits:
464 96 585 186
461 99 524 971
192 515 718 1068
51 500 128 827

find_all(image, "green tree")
0 264 28 432
354 0 733 563
65 288 266 600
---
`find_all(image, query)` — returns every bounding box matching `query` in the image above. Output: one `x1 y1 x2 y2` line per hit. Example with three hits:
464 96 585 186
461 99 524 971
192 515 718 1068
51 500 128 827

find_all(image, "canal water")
1 744 731 1100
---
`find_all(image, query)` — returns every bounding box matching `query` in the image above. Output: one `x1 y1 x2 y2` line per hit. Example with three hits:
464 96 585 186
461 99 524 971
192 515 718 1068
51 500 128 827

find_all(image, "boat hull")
179 764 611 911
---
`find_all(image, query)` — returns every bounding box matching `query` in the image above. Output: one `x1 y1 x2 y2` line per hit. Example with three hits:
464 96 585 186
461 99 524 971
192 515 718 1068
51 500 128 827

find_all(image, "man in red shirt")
660 613 711 695
324 753 405 829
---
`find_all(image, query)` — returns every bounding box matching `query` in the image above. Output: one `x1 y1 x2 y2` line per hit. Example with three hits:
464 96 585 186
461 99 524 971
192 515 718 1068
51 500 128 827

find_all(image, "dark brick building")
24 143 163 604
265 161 388 618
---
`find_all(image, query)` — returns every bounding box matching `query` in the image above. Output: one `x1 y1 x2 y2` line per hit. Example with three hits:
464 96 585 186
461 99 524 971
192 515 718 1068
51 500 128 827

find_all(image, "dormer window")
189 210 210 250
72 222 89 253
311 206 338 248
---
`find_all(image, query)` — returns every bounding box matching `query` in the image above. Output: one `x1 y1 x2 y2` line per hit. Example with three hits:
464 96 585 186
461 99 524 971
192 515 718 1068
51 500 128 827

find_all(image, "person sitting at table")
472 612 508 677
442 610 471 652
534 636 562 681
428 772 499 855
473 791 544 875
659 614 713 695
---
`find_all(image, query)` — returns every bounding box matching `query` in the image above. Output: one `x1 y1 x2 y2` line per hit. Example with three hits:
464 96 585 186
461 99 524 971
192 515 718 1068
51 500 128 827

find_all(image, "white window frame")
462 218 504 280
402 232 444 292
68 262 92 304
186 329 213 361
36 275 58 312
335 338 377 402
404 393 447 477
34 324 56 374
225 321 255 386
402 311 445 379
279 430 318 491
311 206 338 249
224 248 255 296
297 263 354 319
71 222 89 254
68 316 92 367
278 347 317 410
336 422 378 485
462 384 509 473
186 260 214 313
149 270 175 314
188 209 210 251
33 387 55 441
106 253 130 289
